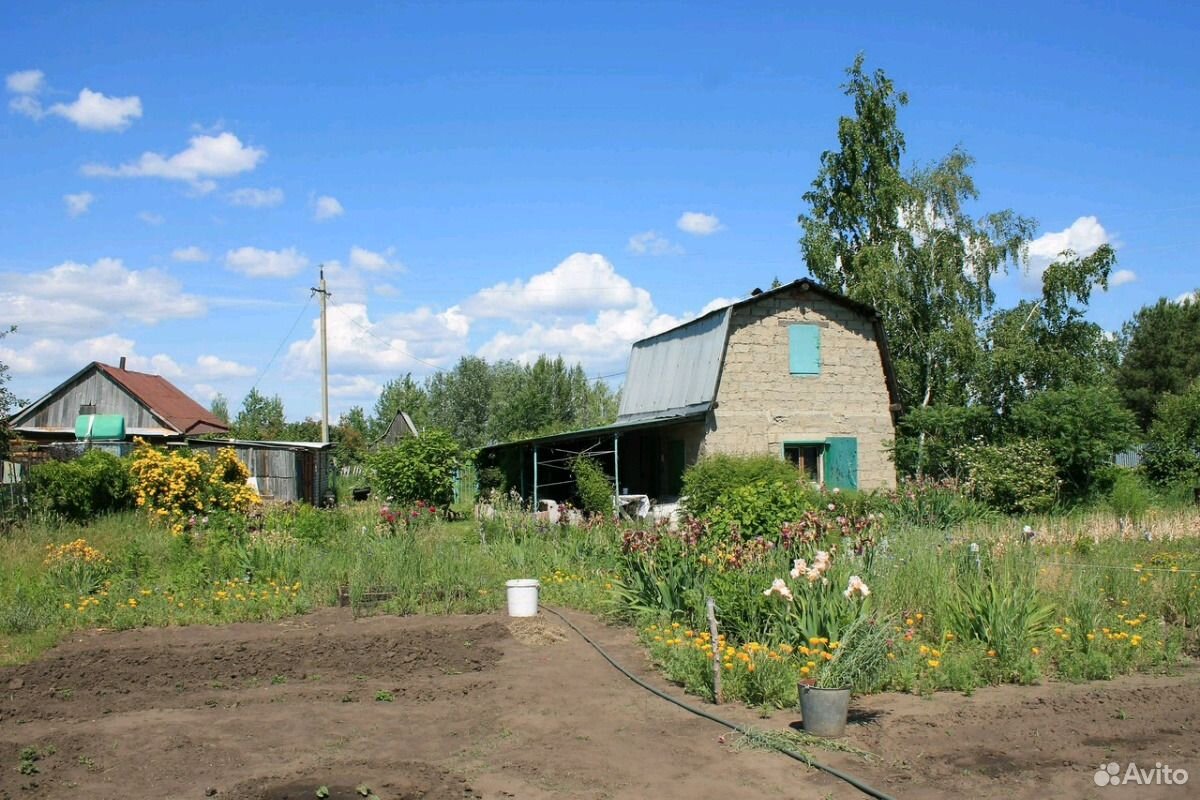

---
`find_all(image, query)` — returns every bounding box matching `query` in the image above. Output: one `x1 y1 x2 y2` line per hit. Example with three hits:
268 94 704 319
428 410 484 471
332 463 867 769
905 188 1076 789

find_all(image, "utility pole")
312 266 331 443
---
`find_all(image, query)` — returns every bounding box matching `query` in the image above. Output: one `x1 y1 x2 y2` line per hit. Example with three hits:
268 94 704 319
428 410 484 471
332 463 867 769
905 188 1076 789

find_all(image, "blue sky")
3 1 1198 421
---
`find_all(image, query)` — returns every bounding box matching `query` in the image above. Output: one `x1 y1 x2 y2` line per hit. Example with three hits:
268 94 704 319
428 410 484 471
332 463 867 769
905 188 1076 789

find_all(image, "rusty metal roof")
93 363 228 435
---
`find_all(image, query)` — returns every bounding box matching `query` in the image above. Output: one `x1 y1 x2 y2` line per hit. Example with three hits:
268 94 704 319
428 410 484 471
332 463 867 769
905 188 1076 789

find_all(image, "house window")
784 443 824 482
788 324 821 375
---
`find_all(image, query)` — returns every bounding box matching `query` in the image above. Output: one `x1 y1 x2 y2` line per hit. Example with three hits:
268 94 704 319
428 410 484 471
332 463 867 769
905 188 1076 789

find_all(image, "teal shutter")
825 437 858 490
788 324 821 374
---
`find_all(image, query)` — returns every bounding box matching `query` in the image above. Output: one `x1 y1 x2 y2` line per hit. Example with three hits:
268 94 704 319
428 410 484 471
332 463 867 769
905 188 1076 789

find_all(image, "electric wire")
539 605 898 800
247 294 314 394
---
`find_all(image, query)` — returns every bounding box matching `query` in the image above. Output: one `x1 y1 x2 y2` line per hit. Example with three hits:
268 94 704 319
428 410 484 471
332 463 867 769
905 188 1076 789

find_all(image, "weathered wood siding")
21 371 164 430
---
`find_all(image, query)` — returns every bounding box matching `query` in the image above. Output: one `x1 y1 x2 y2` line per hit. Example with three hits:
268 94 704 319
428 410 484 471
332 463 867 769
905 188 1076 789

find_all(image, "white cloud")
48 88 142 132
6 69 44 94
373 283 401 298
192 383 220 403
1109 269 1137 288
1025 216 1112 287
466 252 641 320
195 354 254 379
83 132 265 190
313 195 344 221
64 191 94 217
330 375 382 399
285 302 468 377
1177 291 1198 305
228 187 284 208
0 258 205 338
0 333 182 379
698 296 738 316
9 95 44 119
172 246 209 263
628 230 684 256
137 211 164 225
677 211 723 236
224 246 309 279
349 245 403 272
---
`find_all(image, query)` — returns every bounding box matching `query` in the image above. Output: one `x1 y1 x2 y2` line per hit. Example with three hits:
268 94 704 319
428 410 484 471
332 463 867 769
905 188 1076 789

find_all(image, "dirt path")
0 608 1195 799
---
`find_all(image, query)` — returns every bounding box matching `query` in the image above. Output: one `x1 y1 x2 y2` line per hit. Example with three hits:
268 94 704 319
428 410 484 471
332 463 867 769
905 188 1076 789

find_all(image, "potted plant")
802 609 892 737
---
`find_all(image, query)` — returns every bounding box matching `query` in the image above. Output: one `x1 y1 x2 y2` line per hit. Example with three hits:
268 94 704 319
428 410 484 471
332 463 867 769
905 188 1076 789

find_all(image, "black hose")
539 604 898 800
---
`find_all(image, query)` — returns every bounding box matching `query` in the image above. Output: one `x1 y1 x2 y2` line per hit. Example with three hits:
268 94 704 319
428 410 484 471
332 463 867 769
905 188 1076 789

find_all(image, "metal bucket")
799 685 850 737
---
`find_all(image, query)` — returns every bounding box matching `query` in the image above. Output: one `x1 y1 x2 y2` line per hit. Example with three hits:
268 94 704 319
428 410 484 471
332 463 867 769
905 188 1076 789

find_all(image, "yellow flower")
927 659 940 668
886 652 896 660
943 632 955 642
127 598 138 608
904 617 914 626
1031 646 1040 655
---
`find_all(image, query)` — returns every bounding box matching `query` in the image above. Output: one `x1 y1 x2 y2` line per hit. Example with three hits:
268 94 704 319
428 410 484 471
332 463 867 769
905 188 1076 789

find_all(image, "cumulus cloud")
5 69 44 94
1109 269 1137 288
0 258 205 338
48 88 142 131
224 246 309 279
0 333 182 379
228 187 284 208
313 195 344 221
172 246 209 263
628 230 684 256
195 354 254 379
1025 215 1112 287
285 302 468 378
83 132 265 191
349 246 403 272
466 253 641 320
677 211 723 236
1177 291 1198 305
64 191 94 217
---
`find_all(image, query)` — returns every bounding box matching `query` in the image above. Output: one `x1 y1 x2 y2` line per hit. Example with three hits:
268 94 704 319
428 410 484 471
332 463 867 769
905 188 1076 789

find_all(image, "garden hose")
539 605 898 800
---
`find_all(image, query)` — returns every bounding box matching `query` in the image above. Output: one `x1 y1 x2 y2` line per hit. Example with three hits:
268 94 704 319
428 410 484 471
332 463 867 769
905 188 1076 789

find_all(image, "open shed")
185 439 333 505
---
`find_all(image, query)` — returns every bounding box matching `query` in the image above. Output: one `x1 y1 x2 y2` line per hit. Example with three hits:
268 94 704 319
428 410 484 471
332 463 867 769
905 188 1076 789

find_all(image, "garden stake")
706 596 722 704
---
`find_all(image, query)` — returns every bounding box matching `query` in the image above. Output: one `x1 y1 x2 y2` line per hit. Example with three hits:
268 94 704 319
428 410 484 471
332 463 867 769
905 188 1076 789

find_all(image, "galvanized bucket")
799 685 851 737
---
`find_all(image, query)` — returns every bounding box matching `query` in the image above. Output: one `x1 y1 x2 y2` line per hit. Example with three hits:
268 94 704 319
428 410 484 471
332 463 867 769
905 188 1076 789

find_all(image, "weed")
374 690 394 702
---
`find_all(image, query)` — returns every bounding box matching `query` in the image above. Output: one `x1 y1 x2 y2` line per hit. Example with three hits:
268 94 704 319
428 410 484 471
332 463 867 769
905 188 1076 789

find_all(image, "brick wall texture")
702 287 897 490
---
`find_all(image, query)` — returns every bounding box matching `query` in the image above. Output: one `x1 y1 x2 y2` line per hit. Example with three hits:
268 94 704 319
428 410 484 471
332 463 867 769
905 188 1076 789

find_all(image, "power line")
247 294 314 395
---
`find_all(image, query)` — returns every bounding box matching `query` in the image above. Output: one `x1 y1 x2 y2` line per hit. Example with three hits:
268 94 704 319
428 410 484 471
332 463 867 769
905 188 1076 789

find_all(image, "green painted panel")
825 437 858 490
788 324 821 374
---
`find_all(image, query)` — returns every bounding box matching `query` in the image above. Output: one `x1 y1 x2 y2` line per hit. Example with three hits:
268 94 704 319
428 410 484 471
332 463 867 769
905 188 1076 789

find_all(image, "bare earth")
1 608 1196 800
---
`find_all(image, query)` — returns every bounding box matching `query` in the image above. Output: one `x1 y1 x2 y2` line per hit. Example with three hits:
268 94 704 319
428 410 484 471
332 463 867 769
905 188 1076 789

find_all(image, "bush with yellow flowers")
129 439 260 535
44 538 111 596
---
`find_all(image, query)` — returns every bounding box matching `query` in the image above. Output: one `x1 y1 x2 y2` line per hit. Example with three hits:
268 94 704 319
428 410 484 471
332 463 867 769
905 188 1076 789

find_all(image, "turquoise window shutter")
825 437 858 490
788 324 821 374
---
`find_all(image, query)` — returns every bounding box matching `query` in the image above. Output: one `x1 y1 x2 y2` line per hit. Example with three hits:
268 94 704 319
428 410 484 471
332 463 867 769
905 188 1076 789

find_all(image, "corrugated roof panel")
617 308 729 421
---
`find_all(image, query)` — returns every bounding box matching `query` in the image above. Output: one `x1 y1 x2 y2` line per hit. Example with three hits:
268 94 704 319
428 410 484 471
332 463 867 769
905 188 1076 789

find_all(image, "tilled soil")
0 608 1196 799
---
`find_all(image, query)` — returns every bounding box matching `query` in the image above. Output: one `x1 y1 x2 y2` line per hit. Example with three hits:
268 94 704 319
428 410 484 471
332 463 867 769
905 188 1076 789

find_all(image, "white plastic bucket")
505 579 540 617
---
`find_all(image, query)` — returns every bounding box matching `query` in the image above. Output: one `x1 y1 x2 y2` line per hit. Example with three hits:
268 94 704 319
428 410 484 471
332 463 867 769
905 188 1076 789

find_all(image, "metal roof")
478 408 707 453
617 308 730 422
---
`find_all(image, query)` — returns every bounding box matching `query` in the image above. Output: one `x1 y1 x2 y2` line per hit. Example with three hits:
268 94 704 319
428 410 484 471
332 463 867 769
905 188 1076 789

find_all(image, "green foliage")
960 439 1058 514
1108 470 1151 525
0 326 22 459
816 614 894 691
570 457 613 517
368 430 463 507
1142 378 1200 487
209 393 230 424
681 454 801 519
26 450 133 522
1010 384 1138 501
231 388 286 440
706 480 816 541
884 477 994 529
1118 295 1200 430
893 404 998 479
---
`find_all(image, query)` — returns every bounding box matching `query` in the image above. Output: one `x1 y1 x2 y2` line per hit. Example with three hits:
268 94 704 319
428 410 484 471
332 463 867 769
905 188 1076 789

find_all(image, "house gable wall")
17 370 168 432
703 287 896 489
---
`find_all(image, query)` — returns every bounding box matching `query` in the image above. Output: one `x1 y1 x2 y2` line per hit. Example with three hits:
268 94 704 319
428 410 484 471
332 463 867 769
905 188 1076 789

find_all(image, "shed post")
612 433 620 519
532 445 539 509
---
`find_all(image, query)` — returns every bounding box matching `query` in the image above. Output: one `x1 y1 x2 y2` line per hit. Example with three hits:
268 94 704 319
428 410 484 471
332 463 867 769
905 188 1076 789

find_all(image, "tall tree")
209 393 230 424
1117 294 1200 430
426 356 495 449
372 373 429 439
232 388 286 440
799 55 1035 412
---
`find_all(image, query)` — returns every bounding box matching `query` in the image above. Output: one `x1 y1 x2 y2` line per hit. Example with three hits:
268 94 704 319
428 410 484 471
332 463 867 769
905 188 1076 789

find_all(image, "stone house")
477 278 900 505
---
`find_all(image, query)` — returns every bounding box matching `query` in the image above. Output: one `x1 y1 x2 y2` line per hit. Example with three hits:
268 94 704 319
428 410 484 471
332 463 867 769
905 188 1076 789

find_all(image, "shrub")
130 442 259 534
960 439 1058 514
1142 378 1200 487
705 479 816 541
885 476 994 529
570 457 613 517
368 430 463 507
1108 469 1151 527
681 454 801 518
26 449 133 522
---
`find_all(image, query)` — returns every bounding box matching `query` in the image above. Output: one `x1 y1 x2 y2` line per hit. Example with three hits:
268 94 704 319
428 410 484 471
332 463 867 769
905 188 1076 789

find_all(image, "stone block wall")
702 286 897 489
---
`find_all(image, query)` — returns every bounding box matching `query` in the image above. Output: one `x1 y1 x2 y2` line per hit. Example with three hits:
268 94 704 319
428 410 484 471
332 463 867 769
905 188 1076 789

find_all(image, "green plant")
570 457 613 517
374 690 394 702
1108 470 1151 528
1142 378 1200 487
705 479 817 541
368 430 463 507
960 439 1058 514
681 455 801 519
815 614 894 692
25 449 133 522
